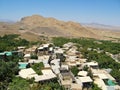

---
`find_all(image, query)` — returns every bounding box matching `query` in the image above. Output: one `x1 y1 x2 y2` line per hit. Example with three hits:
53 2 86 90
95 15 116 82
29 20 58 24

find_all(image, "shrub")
30 54 38 59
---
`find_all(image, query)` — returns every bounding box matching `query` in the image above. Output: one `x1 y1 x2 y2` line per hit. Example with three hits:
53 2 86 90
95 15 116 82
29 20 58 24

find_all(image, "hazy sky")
0 0 120 26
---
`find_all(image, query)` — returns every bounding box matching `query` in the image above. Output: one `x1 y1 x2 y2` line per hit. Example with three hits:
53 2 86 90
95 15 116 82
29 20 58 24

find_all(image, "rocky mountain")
0 15 120 41
82 23 120 31
20 15 100 38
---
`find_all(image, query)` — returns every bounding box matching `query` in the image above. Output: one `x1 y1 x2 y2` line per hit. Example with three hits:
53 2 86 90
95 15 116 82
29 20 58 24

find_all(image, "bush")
71 66 79 76
9 77 30 90
92 83 102 90
30 54 38 59
0 34 30 51
31 62 44 75
110 69 120 85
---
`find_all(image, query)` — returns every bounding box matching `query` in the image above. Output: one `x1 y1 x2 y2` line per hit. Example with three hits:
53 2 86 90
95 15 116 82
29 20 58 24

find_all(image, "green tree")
71 66 79 76
31 62 44 75
9 77 30 90
110 69 120 85
30 54 38 59
83 65 89 71
92 83 102 90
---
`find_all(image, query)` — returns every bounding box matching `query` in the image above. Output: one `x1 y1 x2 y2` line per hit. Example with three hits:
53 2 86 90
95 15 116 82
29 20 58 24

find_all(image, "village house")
75 76 93 89
17 46 26 50
58 66 76 89
35 69 56 82
50 59 60 74
24 46 37 54
66 46 78 56
17 46 26 54
0 51 12 60
71 84 82 90
63 42 75 50
24 53 31 61
37 43 53 56
78 71 88 77
19 68 38 79
85 61 99 69
92 68 120 90
18 62 28 69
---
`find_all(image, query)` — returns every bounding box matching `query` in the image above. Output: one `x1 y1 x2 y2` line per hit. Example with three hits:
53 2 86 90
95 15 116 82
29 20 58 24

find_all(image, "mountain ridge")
0 15 120 41
81 23 120 31
20 15 99 38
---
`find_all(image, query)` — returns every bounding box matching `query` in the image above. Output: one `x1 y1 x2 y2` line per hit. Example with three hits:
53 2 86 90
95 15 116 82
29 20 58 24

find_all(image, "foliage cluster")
9 77 65 90
52 37 120 54
71 66 79 76
0 34 29 52
0 58 19 90
92 83 102 90
9 77 30 90
31 62 44 75
30 54 38 59
0 34 31 89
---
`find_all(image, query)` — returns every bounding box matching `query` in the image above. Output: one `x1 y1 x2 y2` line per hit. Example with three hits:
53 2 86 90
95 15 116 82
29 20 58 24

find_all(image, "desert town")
8 42 119 90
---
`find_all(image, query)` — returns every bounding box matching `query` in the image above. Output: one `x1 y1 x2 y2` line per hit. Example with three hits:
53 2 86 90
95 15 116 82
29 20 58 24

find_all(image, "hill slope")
20 15 99 38
0 15 120 41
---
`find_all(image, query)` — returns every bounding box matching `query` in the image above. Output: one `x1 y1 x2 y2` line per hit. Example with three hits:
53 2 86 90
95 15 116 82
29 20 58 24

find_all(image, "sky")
0 0 120 26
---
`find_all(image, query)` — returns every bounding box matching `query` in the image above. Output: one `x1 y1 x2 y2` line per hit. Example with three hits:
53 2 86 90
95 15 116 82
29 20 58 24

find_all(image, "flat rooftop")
78 76 93 83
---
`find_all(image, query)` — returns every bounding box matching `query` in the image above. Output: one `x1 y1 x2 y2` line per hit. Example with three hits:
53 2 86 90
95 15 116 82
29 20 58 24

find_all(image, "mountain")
0 19 15 23
82 23 120 31
20 15 100 38
0 15 120 41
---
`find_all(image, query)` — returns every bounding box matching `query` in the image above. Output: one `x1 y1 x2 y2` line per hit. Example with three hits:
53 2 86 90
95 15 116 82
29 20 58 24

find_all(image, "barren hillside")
0 15 120 41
